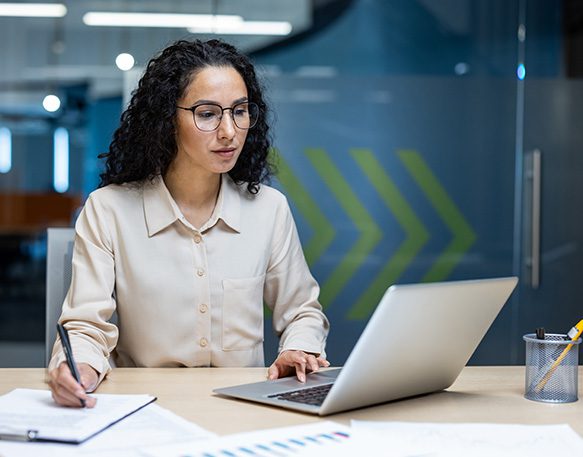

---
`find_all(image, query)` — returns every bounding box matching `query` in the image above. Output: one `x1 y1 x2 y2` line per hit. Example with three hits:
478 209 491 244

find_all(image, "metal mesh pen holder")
523 333 581 403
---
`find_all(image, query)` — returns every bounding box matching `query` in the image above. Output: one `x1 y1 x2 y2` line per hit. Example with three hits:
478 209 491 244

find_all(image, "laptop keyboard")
268 383 333 406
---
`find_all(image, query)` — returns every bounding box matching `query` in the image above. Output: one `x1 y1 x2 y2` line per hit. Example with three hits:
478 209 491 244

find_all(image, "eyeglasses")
177 101 259 132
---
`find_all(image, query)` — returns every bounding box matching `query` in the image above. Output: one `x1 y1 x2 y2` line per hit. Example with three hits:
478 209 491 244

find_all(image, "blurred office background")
0 0 581 367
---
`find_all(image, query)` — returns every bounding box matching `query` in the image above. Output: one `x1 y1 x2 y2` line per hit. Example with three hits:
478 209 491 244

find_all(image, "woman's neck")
163 166 222 229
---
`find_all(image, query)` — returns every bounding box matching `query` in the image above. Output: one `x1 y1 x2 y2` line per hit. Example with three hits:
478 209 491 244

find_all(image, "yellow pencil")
535 319 583 392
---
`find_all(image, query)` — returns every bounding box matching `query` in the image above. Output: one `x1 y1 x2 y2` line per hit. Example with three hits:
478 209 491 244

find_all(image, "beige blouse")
49 174 329 384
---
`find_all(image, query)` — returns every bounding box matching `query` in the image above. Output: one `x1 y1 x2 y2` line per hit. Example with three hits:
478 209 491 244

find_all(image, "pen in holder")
523 333 581 403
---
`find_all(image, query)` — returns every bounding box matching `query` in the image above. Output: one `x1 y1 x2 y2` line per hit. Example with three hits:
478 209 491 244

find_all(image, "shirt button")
196 268 205 277
200 337 208 347
193 234 202 244
199 303 208 313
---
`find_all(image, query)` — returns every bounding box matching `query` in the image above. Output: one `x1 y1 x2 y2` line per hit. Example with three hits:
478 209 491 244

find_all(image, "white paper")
0 388 155 443
0 403 216 457
142 420 353 457
351 421 583 457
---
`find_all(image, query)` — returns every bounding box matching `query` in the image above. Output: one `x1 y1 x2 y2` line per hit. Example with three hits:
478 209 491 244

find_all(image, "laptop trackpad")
314 368 341 379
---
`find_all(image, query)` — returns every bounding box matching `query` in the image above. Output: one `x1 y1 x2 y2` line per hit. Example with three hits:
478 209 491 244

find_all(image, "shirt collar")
143 174 241 237
142 176 181 237
212 174 241 233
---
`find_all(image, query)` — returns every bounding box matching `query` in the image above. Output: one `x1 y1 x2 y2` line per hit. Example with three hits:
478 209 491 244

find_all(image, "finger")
294 365 306 382
58 365 86 396
293 355 308 383
316 356 330 367
80 375 94 392
79 364 99 392
55 363 91 407
56 384 94 408
267 364 279 380
51 381 87 407
84 395 97 408
306 355 320 373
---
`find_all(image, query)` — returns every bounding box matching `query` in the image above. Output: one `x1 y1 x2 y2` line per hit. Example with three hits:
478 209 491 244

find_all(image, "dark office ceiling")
0 0 354 119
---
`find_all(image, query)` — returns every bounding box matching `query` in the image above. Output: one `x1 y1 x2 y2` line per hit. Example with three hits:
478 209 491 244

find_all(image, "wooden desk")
1 367 582 436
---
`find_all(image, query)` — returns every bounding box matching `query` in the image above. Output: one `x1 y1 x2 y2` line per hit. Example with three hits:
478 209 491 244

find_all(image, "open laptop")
214 277 518 416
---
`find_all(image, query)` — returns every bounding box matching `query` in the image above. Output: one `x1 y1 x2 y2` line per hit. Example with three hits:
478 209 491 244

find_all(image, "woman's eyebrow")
189 96 249 106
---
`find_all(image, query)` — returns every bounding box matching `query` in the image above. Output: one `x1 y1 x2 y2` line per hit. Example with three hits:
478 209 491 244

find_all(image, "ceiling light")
53 127 69 193
116 53 135 71
454 62 469 75
188 21 292 36
83 12 243 29
43 94 61 113
0 3 66 17
0 127 11 174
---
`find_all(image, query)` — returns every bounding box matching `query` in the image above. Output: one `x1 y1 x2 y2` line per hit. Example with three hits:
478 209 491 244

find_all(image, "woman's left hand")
267 350 330 382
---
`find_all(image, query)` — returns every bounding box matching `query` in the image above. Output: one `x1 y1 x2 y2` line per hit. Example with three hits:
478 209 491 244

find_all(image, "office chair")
45 227 75 367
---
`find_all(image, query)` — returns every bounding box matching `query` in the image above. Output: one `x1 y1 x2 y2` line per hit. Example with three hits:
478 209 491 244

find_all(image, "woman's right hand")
48 362 99 407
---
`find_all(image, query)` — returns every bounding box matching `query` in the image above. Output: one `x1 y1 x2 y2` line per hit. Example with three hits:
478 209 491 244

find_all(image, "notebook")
214 276 518 416
0 389 156 444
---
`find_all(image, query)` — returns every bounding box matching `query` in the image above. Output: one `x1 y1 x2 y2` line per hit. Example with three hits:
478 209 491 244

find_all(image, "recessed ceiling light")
43 95 61 113
188 20 292 36
83 12 243 29
0 3 66 17
116 53 135 71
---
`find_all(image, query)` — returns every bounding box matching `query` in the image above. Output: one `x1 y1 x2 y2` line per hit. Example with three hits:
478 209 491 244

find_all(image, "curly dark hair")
99 39 273 194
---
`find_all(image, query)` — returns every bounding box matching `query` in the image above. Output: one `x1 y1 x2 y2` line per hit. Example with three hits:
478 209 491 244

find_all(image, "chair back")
45 228 75 366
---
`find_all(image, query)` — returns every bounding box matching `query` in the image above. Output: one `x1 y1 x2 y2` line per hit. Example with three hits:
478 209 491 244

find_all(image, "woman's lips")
213 148 236 157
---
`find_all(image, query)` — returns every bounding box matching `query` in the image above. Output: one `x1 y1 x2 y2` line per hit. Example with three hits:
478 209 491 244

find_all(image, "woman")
48 39 330 407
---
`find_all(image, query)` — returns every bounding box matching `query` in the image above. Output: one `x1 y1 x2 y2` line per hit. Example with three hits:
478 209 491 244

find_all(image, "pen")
56 323 86 407
0 428 39 442
535 319 583 392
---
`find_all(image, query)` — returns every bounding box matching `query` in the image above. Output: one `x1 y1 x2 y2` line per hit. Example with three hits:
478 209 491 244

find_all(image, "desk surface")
1 367 582 436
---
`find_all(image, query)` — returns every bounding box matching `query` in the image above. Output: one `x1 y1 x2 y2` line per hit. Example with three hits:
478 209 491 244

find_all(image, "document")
0 388 156 444
0 403 216 457
351 421 583 457
0 403 215 457
142 421 353 457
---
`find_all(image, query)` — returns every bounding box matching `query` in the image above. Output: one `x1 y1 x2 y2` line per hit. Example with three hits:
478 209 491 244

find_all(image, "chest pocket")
221 274 265 351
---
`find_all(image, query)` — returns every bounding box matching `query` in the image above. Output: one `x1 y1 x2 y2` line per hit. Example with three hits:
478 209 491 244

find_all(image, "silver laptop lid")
319 276 518 415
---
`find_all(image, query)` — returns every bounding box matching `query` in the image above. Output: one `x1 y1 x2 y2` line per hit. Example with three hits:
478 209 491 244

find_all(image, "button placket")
192 230 211 360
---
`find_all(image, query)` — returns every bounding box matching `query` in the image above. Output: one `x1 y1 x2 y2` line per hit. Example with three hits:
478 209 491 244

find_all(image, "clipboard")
0 388 157 444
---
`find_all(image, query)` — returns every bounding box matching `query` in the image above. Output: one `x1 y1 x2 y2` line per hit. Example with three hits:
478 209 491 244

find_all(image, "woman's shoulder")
85 181 144 209
233 180 289 210
256 182 287 203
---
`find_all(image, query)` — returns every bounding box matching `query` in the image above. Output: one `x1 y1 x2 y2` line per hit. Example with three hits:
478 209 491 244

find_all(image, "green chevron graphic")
347 149 430 319
305 148 382 308
398 150 476 282
275 153 335 266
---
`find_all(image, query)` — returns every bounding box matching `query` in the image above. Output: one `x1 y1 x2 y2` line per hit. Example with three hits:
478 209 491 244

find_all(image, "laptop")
214 276 518 416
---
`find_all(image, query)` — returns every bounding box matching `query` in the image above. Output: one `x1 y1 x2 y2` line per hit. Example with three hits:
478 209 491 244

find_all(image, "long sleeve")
264 197 330 356
48 194 118 385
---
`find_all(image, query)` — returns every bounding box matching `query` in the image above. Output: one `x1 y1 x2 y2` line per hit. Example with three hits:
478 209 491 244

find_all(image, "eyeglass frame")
176 101 259 132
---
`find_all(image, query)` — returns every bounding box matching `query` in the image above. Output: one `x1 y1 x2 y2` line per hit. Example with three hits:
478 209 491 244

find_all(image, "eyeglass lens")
193 102 258 131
